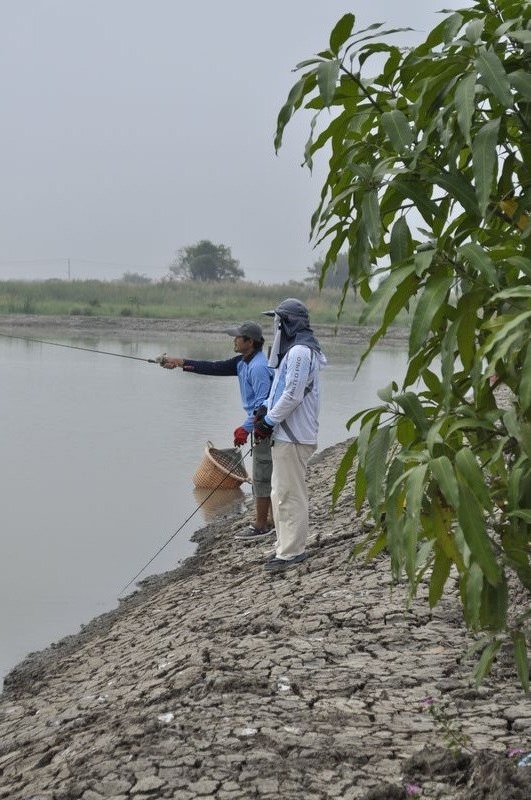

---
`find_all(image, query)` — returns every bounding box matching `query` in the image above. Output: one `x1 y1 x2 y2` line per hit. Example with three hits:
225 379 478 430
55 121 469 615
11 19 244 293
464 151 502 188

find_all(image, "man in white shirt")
254 298 326 573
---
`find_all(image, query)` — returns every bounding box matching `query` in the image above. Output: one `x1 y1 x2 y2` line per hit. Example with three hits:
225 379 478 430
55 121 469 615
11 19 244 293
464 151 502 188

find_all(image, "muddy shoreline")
0 315 529 799
0 313 410 347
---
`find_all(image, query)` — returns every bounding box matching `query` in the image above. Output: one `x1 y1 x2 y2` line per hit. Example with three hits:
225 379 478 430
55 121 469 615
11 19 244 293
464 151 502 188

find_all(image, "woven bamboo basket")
192 441 250 489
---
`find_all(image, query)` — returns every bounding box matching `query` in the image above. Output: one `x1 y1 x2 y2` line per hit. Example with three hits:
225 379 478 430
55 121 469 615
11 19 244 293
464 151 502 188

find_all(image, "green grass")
0 278 412 326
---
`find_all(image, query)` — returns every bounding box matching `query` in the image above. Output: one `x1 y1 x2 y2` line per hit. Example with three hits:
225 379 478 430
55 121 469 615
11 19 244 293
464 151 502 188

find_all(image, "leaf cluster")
276 0 531 687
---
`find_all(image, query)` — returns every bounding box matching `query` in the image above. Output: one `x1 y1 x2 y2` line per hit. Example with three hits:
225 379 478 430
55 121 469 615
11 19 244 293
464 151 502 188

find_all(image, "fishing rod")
118 445 252 597
0 330 166 363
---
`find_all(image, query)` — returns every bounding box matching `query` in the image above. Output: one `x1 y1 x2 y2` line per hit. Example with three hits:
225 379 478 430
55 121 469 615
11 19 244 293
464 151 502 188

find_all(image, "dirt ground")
0 315 529 799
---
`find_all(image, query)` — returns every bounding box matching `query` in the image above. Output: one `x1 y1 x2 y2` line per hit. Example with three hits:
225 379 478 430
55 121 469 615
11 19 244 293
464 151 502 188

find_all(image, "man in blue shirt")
160 322 274 539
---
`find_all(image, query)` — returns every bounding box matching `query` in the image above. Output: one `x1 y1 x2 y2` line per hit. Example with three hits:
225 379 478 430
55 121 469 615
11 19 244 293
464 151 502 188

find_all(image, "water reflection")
193 487 248 524
0 328 407 688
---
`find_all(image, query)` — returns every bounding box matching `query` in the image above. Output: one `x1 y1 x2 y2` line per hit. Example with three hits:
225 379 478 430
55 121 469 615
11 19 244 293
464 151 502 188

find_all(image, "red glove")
233 426 249 447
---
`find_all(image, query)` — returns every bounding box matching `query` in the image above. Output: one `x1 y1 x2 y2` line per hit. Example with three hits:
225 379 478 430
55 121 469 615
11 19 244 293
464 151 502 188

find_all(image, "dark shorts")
252 437 273 497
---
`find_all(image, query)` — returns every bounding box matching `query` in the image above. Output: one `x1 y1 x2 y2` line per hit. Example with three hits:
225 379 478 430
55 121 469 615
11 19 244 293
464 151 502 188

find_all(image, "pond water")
0 328 407 687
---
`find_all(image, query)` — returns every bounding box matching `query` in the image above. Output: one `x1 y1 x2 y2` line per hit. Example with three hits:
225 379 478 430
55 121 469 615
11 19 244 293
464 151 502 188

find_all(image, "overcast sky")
1 1 457 283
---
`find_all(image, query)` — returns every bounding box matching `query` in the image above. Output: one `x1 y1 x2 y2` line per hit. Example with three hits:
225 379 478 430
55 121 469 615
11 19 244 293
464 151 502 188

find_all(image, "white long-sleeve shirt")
264 344 326 445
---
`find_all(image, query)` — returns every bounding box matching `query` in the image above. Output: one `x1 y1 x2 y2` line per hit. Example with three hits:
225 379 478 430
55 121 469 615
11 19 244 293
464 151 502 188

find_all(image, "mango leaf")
473 638 501 686
317 60 340 107
465 17 484 44
509 69 531 102
455 448 492 510
354 462 367 512
381 110 414 153
509 29 531 45
431 494 464 568
480 574 508 631
457 483 501 587
472 119 501 216
389 216 412 265
458 241 500 287
359 263 417 324
476 48 513 108
377 382 397 403
430 456 459 509
409 273 453 357
275 73 317 151
465 562 484 629
395 392 429 437
365 425 392 513
429 547 453 607
456 293 481 371
406 464 428 523
490 286 531 301
454 72 476 146
433 170 480 217
361 188 382 248
391 178 440 226
329 13 355 55
479 310 531 358
332 439 358 505
512 631 530 692
520 344 531 412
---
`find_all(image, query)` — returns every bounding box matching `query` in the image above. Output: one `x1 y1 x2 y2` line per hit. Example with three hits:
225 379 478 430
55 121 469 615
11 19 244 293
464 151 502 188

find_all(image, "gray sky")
1 1 453 283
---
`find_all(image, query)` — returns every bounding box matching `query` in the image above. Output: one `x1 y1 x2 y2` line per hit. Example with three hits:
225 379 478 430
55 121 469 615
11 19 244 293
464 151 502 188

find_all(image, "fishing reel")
148 352 167 365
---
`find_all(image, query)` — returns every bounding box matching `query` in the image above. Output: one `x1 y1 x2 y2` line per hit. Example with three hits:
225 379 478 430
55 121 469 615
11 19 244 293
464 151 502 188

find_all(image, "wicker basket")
192 441 250 489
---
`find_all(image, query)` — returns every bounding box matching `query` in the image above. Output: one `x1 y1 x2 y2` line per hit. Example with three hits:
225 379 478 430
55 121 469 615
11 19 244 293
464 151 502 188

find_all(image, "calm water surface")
0 329 407 686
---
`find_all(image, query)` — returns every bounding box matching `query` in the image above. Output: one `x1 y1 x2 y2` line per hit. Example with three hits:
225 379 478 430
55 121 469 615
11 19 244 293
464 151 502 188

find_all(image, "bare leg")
255 496 272 529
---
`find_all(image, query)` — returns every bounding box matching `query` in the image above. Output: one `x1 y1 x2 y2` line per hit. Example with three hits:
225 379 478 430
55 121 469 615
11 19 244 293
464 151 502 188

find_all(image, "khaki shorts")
252 437 273 497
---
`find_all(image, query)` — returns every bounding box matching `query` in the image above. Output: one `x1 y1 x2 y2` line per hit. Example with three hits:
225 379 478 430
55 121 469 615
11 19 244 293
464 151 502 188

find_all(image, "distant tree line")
121 241 349 286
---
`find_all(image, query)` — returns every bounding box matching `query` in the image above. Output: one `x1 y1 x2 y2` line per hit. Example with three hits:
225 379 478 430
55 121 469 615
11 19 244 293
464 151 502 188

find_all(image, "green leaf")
429 547 452 607
465 18 484 44
389 217 412 265
473 639 501 686
455 449 492 510
454 72 476 146
465 562 484 629
317 60 340 107
361 189 382 248
395 392 429 437
509 69 531 102
406 463 428 523
359 263 417 325
480 574 508 631
332 439 358 505
329 13 355 55
520 344 531 412
512 631 530 692
409 273 453 356
479 310 531 358
365 425 392 513
509 29 531 45
381 110 414 153
433 170 480 218
430 456 459 509
377 382 397 403
458 242 500 287
472 119 501 216
457 483 501 587
476 48 513 108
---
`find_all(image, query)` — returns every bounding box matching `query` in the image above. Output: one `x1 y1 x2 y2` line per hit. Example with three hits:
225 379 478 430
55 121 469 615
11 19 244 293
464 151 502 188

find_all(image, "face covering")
268 314 282 368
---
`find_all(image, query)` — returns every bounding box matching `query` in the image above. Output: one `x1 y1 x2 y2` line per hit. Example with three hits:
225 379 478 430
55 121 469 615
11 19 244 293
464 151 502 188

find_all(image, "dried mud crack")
1 440 530 799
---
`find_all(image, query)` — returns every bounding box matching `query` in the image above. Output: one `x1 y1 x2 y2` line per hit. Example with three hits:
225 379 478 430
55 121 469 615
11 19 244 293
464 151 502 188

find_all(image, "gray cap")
262 298 309 319
224 321 264 341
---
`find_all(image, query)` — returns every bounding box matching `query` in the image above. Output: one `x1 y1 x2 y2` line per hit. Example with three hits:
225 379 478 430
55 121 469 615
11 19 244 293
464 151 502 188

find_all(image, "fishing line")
1 327 252 595
118 445 253 597
0 330 162 363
